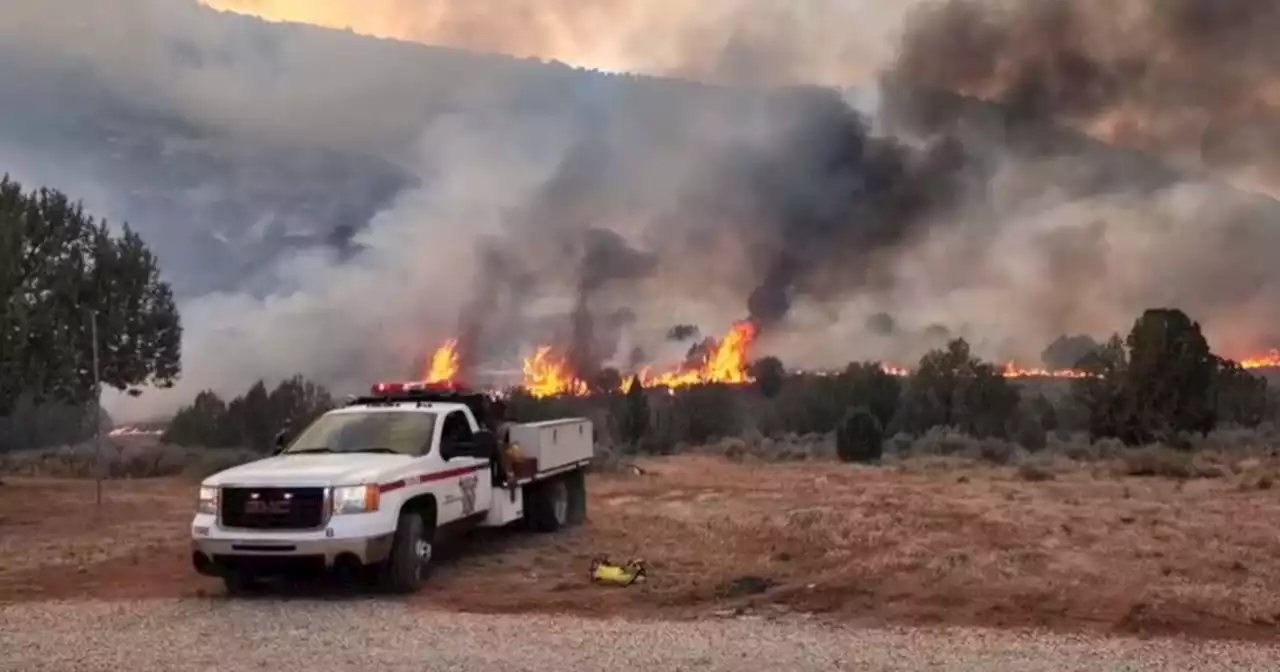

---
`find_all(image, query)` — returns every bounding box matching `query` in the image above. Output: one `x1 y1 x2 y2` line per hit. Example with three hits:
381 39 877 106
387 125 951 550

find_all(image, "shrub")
1013 412 1048 452
836 407 884 463
0 442 261 481
1017 461 1057 482
1113 445 1226 479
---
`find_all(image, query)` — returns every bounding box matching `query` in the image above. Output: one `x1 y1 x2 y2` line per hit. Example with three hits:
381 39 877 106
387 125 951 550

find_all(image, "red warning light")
370 380 465 396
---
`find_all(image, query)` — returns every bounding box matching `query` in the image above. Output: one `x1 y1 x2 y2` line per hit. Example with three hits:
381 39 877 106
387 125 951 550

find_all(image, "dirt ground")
2 455 1279 641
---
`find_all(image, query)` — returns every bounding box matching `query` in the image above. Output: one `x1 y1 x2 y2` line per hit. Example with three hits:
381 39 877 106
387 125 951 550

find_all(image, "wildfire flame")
426 330 1280 399
423 339 461 384
523 346 590 399
518 320 760 398
1239 349 1280 369
631 320 758 389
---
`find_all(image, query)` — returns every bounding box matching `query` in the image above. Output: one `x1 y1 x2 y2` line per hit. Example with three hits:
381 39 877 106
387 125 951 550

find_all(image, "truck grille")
219 487 327 530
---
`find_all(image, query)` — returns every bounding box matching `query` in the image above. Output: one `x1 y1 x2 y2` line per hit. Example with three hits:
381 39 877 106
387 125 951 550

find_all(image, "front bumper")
190 514 394 577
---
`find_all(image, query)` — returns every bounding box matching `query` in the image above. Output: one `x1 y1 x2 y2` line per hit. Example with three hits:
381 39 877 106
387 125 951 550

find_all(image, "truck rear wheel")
379 511 434 593
525 477 569 533
564 469 587 527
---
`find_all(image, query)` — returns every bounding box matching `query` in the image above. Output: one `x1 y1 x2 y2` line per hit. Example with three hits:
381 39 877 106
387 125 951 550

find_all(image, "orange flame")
999 362 1092 379
423 339 461 384
523 346 590 399
1239 349 1280 369
519 320 760 397
514 337 1280 398
628 320 758 390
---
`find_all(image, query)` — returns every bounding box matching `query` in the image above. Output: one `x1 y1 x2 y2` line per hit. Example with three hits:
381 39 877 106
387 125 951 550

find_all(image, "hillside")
4 0 1279 347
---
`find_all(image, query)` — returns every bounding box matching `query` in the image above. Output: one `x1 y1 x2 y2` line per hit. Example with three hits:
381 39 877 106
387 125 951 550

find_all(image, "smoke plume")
886 0 1280 192
4 0 1280 422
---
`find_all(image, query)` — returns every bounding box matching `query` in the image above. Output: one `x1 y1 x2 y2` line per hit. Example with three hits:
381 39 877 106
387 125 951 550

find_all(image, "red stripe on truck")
379 479 407 493
379 464 487 493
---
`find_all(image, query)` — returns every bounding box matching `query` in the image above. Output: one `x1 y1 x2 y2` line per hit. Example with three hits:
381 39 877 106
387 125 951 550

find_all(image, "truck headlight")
332 485 380 515
197 486 218 515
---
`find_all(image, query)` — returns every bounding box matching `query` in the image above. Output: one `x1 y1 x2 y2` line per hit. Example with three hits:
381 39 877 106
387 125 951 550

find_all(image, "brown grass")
3 454 1280 641
0 438 260 481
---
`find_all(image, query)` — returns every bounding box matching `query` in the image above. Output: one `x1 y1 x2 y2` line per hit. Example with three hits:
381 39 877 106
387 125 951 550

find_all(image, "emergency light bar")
370 380 460 396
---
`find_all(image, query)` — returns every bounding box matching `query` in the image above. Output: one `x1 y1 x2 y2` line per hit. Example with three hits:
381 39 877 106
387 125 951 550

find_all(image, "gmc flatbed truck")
190 381 592 594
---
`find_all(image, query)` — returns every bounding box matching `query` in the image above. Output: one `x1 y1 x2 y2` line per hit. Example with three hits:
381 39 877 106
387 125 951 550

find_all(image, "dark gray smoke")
666 325 700 342
886 0 1280 186
864 0 1280 360
452 86 974 377
12 0 1280 420
717 88 969 326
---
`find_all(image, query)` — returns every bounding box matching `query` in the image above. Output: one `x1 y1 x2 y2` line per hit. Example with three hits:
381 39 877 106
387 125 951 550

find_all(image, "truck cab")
190 381 593 594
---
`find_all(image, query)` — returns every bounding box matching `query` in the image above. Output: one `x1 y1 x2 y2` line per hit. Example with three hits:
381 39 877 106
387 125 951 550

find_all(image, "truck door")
438 410 494 523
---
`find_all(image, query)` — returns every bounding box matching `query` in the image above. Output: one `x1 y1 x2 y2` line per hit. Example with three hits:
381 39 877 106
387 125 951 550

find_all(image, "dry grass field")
2 453 1280 641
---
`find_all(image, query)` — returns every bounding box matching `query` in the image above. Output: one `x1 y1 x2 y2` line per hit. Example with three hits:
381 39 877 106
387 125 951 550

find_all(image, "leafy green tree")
1213 359 1268 428
231 381 274 451
840 362 902 429
268 375 335 435
163 391 230 447
1072 310 1224 445
1121 308 1217 444
750 356 786 398
768 374 846 435
898 338 1020 437
1025 392 1059 432
674 383 739 445
161 376 334 450
0 176 181 424
622 376 650 444
1069 334 1129 439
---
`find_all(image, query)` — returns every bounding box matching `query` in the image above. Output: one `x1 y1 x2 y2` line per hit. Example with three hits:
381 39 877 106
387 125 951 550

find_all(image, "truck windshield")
281 411 437 457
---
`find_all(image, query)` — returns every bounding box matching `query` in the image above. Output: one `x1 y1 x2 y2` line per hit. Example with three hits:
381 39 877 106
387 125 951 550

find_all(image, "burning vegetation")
423 319 762 398
422 338 461 384
420 324 1280 399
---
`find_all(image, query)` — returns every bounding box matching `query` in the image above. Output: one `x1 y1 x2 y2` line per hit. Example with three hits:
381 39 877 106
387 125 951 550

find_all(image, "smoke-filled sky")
5 0 1280 421
202 0 912 86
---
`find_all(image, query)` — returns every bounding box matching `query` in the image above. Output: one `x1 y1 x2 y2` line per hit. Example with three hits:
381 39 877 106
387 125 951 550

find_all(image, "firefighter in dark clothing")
485 397 518 486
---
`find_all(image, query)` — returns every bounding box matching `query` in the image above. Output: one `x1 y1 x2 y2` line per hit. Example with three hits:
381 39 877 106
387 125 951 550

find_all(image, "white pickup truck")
190 381 593 594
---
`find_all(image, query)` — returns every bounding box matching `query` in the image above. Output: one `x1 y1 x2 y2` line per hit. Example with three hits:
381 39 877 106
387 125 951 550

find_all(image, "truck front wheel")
379 511 434 593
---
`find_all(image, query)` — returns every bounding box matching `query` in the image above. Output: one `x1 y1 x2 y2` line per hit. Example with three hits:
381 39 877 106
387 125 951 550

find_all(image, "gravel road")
2 600 1278 671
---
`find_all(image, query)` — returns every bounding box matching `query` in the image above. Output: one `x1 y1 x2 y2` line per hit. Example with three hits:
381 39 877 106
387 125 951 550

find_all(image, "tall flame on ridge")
423 339 461 384
631 319 758 389
523 346 590 399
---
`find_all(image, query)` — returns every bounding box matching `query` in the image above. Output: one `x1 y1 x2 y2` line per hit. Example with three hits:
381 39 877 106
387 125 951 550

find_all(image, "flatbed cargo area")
507 418 593 475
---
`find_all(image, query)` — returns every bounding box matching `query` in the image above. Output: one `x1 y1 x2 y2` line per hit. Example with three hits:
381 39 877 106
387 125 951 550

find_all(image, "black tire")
378 511 434 594
525 477 569 533
564 469 587 527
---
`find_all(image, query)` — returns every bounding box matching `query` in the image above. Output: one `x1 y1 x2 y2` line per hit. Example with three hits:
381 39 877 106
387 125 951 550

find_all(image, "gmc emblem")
245 492 292 515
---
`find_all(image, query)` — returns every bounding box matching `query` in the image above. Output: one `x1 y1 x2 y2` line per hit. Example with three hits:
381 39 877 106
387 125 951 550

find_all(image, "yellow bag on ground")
590 555 647 586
